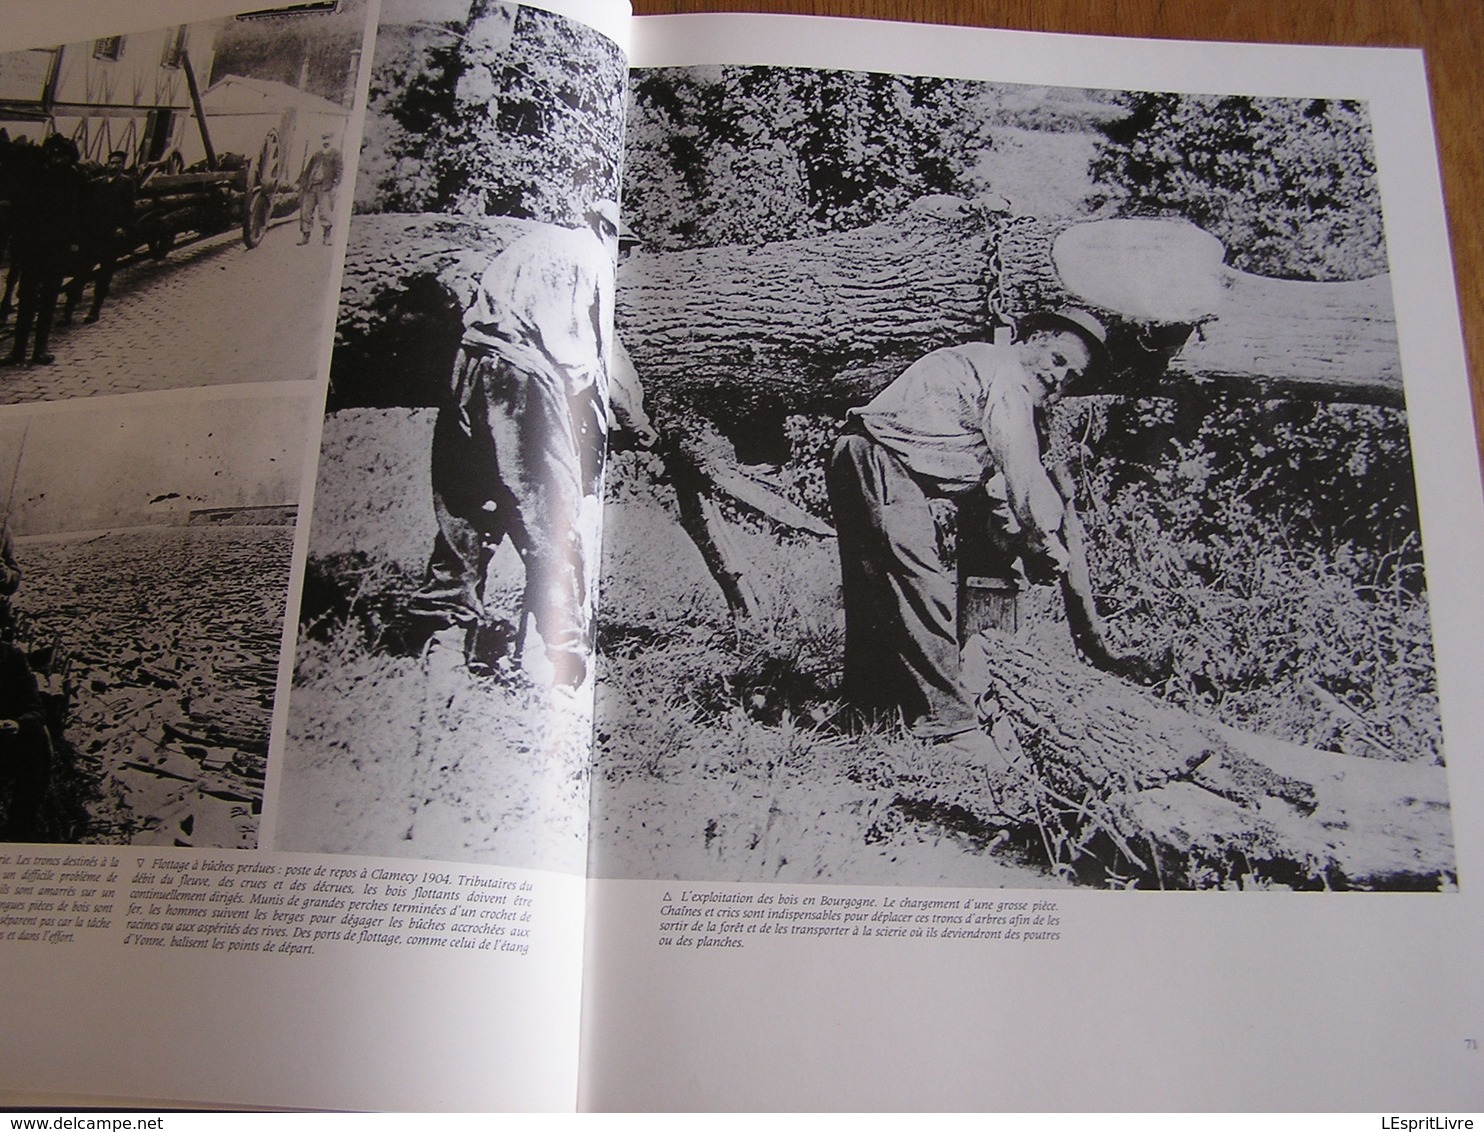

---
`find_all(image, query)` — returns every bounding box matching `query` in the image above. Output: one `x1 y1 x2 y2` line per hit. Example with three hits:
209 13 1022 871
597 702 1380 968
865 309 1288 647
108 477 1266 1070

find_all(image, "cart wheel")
242 189 269 248
256 129 283 190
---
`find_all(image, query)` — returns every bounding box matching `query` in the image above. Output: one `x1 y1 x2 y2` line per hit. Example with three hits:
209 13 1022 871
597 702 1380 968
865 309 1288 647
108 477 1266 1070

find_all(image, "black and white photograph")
0 3 367 401
0 389 311 847
587 65 1455 891
271 0 631 871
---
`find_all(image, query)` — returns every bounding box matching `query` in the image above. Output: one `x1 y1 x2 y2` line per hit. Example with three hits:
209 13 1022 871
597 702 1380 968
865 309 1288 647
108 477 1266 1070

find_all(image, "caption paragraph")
121 858 535 956
0 849 537 959
658 888 1064 950
0 848 120 944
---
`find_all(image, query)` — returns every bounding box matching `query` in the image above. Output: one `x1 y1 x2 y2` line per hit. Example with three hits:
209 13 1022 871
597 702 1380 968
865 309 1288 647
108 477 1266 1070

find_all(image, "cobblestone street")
0 217 338 405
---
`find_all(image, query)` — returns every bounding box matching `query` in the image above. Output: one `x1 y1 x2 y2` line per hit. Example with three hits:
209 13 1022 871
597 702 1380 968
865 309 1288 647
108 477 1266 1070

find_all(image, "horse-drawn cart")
124 52 289 259
130 128 284 257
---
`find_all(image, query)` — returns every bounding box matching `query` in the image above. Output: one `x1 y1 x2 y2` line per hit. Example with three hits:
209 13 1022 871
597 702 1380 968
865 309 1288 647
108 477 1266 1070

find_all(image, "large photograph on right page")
590 66 1455 891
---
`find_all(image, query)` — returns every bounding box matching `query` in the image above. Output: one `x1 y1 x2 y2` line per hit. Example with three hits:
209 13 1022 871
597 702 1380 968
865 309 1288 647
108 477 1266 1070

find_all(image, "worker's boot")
464 619 515 680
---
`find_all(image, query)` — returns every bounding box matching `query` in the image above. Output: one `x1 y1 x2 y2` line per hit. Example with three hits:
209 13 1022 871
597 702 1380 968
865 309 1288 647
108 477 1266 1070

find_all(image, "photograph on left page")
270 0 634 872
0 3 372 847
0 389 314 847
0 4 367 400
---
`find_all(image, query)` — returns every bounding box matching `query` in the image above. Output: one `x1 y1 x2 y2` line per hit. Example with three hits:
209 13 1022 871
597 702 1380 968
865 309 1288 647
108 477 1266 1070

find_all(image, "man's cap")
585 198 621 234
617 220 643 248
1017 307 1112 382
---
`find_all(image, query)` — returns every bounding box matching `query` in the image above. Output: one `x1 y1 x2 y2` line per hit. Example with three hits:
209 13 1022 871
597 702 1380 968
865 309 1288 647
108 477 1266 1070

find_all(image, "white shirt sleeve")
981 371 1068 563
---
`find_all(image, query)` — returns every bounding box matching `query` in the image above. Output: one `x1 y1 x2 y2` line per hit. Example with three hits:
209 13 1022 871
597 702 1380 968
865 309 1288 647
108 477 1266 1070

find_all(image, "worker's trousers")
419 346 596 687
827 429 976 736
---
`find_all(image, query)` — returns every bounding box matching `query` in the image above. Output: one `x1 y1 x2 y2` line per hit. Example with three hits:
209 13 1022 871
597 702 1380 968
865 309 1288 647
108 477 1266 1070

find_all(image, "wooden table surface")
629 0 1484 473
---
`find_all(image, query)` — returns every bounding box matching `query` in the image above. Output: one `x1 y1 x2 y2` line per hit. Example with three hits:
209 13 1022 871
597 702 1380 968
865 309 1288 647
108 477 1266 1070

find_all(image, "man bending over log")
828 308 1145 742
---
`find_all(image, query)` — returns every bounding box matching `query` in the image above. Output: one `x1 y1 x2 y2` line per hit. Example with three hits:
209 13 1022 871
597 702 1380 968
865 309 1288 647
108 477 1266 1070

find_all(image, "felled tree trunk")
994 218 1405 406
328 207 1406 416
618 195 1008 424
961 632 1453 890
621 204 1405 418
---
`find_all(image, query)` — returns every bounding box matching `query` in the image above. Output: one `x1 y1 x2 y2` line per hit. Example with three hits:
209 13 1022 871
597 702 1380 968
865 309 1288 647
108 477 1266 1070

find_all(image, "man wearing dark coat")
4 134 83 367
297 133 342 246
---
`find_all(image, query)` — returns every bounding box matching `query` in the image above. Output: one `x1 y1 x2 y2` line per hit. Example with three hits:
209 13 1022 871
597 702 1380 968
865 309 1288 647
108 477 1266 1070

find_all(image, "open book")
0 0 1480 1111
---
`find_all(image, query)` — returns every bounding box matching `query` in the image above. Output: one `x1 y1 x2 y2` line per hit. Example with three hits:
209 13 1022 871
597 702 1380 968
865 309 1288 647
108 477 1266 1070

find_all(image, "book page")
0 0 627 1111
580 13 1484 1110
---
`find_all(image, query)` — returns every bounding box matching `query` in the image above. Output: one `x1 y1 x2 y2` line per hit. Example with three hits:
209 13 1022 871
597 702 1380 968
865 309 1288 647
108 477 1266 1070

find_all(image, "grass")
277 404 591 871
590 418 1449 889
589 495 1057 886
284 403 1447 888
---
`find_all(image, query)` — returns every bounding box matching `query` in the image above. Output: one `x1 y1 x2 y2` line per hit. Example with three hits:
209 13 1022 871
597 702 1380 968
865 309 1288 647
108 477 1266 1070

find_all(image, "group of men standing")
0 127 345 373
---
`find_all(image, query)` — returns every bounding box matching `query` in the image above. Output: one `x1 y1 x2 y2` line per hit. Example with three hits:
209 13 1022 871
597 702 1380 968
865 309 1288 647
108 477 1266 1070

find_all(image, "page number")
1467 1039 1478 1051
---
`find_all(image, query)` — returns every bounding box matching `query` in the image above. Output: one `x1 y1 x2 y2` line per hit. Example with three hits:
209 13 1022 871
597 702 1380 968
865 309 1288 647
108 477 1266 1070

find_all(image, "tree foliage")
1090 93 1387 281
208 2 368 107
1057 395 1437 761
624 66 1392 281
623 66 991 250
357 0 625 224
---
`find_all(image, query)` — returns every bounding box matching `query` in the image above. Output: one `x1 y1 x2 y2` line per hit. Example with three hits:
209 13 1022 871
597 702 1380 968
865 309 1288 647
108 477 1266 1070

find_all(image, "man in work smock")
827 309 1111 741
412 199 647 688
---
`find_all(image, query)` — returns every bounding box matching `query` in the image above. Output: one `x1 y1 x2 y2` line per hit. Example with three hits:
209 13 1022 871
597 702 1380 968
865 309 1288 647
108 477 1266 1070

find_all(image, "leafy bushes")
357 3 626 224
1062 395 1439 763
625 66 986 251
1091 93 1387 281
